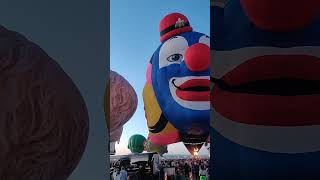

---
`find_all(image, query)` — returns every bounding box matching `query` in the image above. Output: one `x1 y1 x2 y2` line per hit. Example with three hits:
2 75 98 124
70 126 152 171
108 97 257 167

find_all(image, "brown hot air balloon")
107 70 138 154
0 25 89 179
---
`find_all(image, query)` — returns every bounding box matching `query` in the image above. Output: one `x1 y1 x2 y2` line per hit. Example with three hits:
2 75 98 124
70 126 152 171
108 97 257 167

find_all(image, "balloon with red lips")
211 0 320 179
144 13 210 155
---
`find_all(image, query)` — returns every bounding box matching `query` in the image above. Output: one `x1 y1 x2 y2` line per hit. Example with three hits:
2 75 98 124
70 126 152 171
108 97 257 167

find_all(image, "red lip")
175 79 210 101
212 55 320 126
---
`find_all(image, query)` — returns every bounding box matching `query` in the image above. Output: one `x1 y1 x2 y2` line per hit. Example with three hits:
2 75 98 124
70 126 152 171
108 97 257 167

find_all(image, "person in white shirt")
199 165 207 180
120 166 128 180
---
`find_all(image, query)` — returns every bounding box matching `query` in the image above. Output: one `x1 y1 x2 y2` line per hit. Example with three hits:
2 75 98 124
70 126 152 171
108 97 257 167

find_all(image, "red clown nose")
185 43 210 72
240 0 320 31
159 13 193 42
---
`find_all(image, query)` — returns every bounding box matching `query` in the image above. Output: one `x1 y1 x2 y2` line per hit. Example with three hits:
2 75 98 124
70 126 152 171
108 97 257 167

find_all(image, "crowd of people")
111 156 210 180
111 165 153 180
154 158 210 180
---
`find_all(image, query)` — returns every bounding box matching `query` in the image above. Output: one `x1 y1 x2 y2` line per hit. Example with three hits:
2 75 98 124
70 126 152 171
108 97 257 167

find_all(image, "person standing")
112 167 121 180
136 165 147 180
184 162 190 179
152 154 160 180
120 166 128 180
205 165 210 180
159 162 165 180
192 162 199 180
199 165 207 180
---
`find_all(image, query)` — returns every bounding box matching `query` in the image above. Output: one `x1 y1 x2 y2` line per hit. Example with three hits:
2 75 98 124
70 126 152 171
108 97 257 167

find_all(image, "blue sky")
111 0 210 155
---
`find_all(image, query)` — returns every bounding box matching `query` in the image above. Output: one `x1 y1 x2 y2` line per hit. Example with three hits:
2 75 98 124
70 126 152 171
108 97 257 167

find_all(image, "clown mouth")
173 79 210 92
169 76 210 110
211 77 320 96
211 54 320 126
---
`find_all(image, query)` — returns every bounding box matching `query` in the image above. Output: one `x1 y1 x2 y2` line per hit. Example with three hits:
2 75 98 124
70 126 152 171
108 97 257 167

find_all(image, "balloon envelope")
0 25 89 179
143 13 210 154
143 83 179 146
110 126 123 142
108 70 137 142
144 139 168 155
128 134 146 153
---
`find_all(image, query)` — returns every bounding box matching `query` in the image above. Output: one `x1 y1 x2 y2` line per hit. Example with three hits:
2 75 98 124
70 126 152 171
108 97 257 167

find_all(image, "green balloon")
128 134 146 153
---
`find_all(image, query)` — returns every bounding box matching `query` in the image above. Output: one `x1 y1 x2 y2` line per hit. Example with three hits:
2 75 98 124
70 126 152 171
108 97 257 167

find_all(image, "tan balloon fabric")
109 70 137 141
0 26 89 180
110 126 123 143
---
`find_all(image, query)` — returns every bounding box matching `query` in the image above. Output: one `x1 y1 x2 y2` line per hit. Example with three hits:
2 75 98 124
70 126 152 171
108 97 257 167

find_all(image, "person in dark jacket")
184 163 191 178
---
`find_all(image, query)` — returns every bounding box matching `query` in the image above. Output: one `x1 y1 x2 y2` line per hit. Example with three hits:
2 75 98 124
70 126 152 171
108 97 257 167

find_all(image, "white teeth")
211 46 320 78
169 76 210 111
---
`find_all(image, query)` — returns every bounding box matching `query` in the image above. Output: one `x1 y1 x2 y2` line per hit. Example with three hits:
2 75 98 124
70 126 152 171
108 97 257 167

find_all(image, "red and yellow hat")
159 13 193 42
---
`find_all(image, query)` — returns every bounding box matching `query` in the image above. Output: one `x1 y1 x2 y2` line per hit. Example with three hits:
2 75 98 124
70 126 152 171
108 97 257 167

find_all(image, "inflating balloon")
143 13 210 155
211 0 320 179
108 70 138 154
128 134 146 154
144 139 168 156
0 25 89 179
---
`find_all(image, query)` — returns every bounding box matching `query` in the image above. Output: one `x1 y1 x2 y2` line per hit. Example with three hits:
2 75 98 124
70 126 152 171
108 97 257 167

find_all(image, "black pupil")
171 54 180 61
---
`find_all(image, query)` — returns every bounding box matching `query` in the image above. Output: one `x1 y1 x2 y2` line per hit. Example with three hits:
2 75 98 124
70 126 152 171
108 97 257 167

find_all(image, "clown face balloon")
144 13 210 151
211 0 320 179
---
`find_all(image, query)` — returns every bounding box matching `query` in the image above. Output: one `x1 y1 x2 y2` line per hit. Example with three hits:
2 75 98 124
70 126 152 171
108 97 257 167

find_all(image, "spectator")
171 160 175 167
205 165 210 180
120 166 128 180
199 165 207 180
112 167 121 180
152 154 160 180
136 165 147 180
159 162 165 180
184 163 191 178
192 162 200 180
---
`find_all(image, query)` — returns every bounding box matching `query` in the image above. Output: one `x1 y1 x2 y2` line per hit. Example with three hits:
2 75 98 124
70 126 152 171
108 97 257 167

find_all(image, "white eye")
199 35 210 47
159 36 188 69
167 54 183 62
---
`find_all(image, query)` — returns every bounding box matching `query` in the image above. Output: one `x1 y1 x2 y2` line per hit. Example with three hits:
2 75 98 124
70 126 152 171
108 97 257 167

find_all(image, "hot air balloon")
144 139 168 156
128 134 146 154
211 0 320 179
108 70 138 154
0 25 89 179
143 13 210 156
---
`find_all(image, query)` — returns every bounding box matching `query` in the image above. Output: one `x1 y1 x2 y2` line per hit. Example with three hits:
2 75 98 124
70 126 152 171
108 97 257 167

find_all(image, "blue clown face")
151 31 210 137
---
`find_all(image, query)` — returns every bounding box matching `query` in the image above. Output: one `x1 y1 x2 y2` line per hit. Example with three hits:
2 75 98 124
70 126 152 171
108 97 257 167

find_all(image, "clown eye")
159 36 188 69
167 54 183 62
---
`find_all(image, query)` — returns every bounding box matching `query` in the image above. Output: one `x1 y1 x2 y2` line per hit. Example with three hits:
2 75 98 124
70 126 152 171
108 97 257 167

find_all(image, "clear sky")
111 0 210 155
